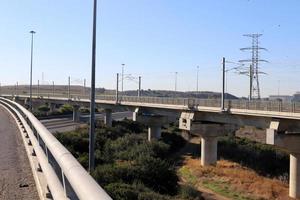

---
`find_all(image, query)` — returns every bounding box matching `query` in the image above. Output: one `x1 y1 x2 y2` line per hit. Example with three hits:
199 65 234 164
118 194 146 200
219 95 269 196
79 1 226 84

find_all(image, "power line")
239 33 268 100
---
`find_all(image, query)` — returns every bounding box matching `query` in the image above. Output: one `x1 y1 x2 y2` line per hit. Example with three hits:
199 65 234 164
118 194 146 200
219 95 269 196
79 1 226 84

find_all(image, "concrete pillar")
133 109 168 142
148 126 161 141
201 136 218 166
266 124 300 199
49 103 56 113
104 109 112 127
181 130 191 141
73 105 80 122
290 153 300 199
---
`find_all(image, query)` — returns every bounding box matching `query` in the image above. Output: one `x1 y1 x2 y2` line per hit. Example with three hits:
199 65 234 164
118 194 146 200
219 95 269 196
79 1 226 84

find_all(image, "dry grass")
179 156 293 200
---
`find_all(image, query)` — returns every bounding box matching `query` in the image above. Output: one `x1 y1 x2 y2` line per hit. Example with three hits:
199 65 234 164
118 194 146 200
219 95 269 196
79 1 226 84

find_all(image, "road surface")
41 111 132 133
0 106 38 200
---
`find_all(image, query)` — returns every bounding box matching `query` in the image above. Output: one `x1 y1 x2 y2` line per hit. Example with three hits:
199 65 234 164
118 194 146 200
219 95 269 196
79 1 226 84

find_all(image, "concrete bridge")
1 93 300 199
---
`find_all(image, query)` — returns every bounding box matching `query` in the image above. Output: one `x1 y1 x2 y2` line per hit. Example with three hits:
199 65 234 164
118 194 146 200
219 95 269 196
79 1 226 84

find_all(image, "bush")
38 104 50 112
92 163 135 185
134 155 178 195
105 182 170 200
113 119 145 133
161 132 186 153
59 104 73 114
57 120 181 198
179 185 203 200
105 183 138 200
218 136 289 177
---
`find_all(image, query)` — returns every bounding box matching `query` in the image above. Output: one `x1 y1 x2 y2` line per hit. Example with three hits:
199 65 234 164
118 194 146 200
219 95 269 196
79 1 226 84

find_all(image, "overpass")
1 93 300 199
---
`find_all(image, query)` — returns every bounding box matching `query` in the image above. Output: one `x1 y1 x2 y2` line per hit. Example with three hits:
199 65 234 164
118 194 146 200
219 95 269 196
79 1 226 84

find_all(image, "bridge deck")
0 106 38 199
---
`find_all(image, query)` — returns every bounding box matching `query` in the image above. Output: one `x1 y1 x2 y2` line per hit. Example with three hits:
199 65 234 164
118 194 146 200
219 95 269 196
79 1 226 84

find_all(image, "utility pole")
121 63 125 95
138 76 141 97
37 80 40 97
29 30 36 112
197 66 199 92
84 78 86 96
68 76 71 99
221 57 225 111
16 82 18 96
249 64 253 100
52 81 55 96
14 83 16 96
89 0 97 172
239 34 268 99
277 80 280 96
116 73 119 103
175 72 178 92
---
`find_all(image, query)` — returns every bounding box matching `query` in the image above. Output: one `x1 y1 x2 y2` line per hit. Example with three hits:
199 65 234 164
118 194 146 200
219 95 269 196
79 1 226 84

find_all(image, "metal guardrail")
3 92 300 113
0 97 112 200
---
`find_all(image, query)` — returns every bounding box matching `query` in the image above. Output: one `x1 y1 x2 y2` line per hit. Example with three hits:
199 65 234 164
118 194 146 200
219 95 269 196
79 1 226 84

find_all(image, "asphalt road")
41 111 132 133
0 106 38 200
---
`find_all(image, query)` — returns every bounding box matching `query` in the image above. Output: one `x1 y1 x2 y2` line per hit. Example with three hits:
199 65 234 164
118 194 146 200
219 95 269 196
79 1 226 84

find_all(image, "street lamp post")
29 30 36 112
116 73 119 103
121 64 125 95
52 81 55 96
89 0 97 172
197 66 199 92
138 76 141 97
221 57 225 111
175 72 178 92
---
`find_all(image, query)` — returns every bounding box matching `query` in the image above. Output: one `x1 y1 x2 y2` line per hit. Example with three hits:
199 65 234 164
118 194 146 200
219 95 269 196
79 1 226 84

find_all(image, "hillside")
1 85 238 99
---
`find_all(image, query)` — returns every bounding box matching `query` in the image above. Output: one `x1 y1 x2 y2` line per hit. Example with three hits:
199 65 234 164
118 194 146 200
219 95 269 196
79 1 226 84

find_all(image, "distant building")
269 95 293 102
293 92 300 102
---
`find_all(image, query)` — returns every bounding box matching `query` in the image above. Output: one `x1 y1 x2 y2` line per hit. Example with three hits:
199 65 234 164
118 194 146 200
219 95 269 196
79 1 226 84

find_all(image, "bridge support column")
290 153 300 198
13 96 25 106
73 105 80 122
266 122 300 199
104 109 112 127
49 103 56 113
201 136 218 166
133 109 168 142
148 125 162 141
179 113 237 166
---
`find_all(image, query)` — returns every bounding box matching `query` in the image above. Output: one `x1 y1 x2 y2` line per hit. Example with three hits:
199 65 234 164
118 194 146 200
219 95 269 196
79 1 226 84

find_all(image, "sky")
0 0 300 97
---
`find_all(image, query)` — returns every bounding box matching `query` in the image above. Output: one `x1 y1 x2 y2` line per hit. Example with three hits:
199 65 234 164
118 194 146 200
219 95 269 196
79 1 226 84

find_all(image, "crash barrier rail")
0 97 111 200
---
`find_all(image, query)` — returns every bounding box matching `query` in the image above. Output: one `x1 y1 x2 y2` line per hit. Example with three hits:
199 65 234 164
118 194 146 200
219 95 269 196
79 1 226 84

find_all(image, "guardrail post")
292 102 296 113
278 101 282 112
61 171 67 196
228 100 232 111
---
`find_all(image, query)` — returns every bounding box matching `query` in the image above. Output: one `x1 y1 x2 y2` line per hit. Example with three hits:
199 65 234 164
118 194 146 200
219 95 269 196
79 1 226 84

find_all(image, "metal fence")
3 91 300 113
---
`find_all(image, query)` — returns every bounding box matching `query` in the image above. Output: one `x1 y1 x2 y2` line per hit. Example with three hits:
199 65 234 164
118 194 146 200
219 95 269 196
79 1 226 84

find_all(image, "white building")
269 95 293 102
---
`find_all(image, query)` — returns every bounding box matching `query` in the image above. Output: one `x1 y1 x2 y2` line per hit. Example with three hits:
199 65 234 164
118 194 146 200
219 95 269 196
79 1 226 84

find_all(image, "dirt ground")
177 137 293 200
0 106 39 200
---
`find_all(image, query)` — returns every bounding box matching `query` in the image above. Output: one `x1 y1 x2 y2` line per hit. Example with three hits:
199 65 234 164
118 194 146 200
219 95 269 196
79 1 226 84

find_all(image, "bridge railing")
0 97 112 200
3 92 300 113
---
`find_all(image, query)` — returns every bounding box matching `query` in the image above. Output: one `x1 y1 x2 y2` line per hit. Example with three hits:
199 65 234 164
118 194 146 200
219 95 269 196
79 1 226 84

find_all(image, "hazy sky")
1 0 300 97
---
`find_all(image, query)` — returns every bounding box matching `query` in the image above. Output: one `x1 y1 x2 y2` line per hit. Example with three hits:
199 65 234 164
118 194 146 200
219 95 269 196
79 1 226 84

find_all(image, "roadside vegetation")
55 119 290 200
56 119 203 200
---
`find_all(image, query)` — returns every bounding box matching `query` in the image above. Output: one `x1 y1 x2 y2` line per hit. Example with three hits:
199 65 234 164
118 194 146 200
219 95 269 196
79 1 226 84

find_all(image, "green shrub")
59 104 73 114
113 119 145 133
218 136 289 177
105 183 138 200
134 155 178 195
179 184 203 200
38 104 50 112
105 182 170 200
161 132 186 153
